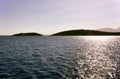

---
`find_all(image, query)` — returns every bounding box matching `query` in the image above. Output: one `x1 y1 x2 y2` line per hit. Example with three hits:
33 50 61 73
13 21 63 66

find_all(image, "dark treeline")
52 30 120 36
13 32 42 36
12 30 120 36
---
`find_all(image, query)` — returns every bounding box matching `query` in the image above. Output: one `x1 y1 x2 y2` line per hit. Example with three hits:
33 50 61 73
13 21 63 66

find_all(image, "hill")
13 32 43 36
52 29 120 36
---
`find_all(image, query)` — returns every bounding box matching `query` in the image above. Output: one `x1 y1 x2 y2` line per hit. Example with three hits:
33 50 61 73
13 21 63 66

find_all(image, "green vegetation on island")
52 29 120 36
13 32 42 36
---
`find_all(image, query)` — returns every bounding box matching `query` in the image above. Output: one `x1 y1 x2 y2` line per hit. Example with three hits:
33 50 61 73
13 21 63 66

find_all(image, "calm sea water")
0 36 120 79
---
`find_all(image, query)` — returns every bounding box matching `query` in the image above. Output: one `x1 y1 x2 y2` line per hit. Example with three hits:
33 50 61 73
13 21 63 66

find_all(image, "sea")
0 36 120 79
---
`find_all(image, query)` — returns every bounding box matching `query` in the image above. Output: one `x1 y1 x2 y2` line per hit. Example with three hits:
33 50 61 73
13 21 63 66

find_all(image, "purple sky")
0 0 120 35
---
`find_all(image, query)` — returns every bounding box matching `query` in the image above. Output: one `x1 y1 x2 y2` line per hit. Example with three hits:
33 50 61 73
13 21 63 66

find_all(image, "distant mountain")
116 27 120 32
13 32 43 36
52 29 120 36
98 27 120 32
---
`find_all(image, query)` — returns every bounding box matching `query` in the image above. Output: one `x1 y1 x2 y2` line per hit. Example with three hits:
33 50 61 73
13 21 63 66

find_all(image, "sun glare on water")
85 36 113 41
77 36 117 78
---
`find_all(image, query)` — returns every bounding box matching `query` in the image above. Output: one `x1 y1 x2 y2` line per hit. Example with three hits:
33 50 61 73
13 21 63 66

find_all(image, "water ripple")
0 36 119 79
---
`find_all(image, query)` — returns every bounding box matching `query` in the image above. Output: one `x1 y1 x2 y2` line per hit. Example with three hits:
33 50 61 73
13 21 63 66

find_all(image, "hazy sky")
0 0 120 35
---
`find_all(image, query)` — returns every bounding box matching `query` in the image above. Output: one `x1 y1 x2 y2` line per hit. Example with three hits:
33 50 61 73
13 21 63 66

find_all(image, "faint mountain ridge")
116 27 120 32
98 27 120 32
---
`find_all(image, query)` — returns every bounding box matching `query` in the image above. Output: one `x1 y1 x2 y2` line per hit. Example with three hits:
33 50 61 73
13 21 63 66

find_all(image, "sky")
0 0 120 35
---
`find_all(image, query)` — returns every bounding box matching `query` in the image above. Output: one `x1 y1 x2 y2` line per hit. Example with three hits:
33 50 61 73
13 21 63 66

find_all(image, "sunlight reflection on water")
84 36 114 41
76 36 117 79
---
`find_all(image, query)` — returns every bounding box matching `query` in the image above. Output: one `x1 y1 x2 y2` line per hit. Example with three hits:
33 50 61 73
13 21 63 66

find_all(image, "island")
52 29 120 36
13 32 43 36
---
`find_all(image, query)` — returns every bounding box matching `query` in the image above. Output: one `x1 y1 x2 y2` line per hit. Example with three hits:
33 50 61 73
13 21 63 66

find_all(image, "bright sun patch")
85 36 113 41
